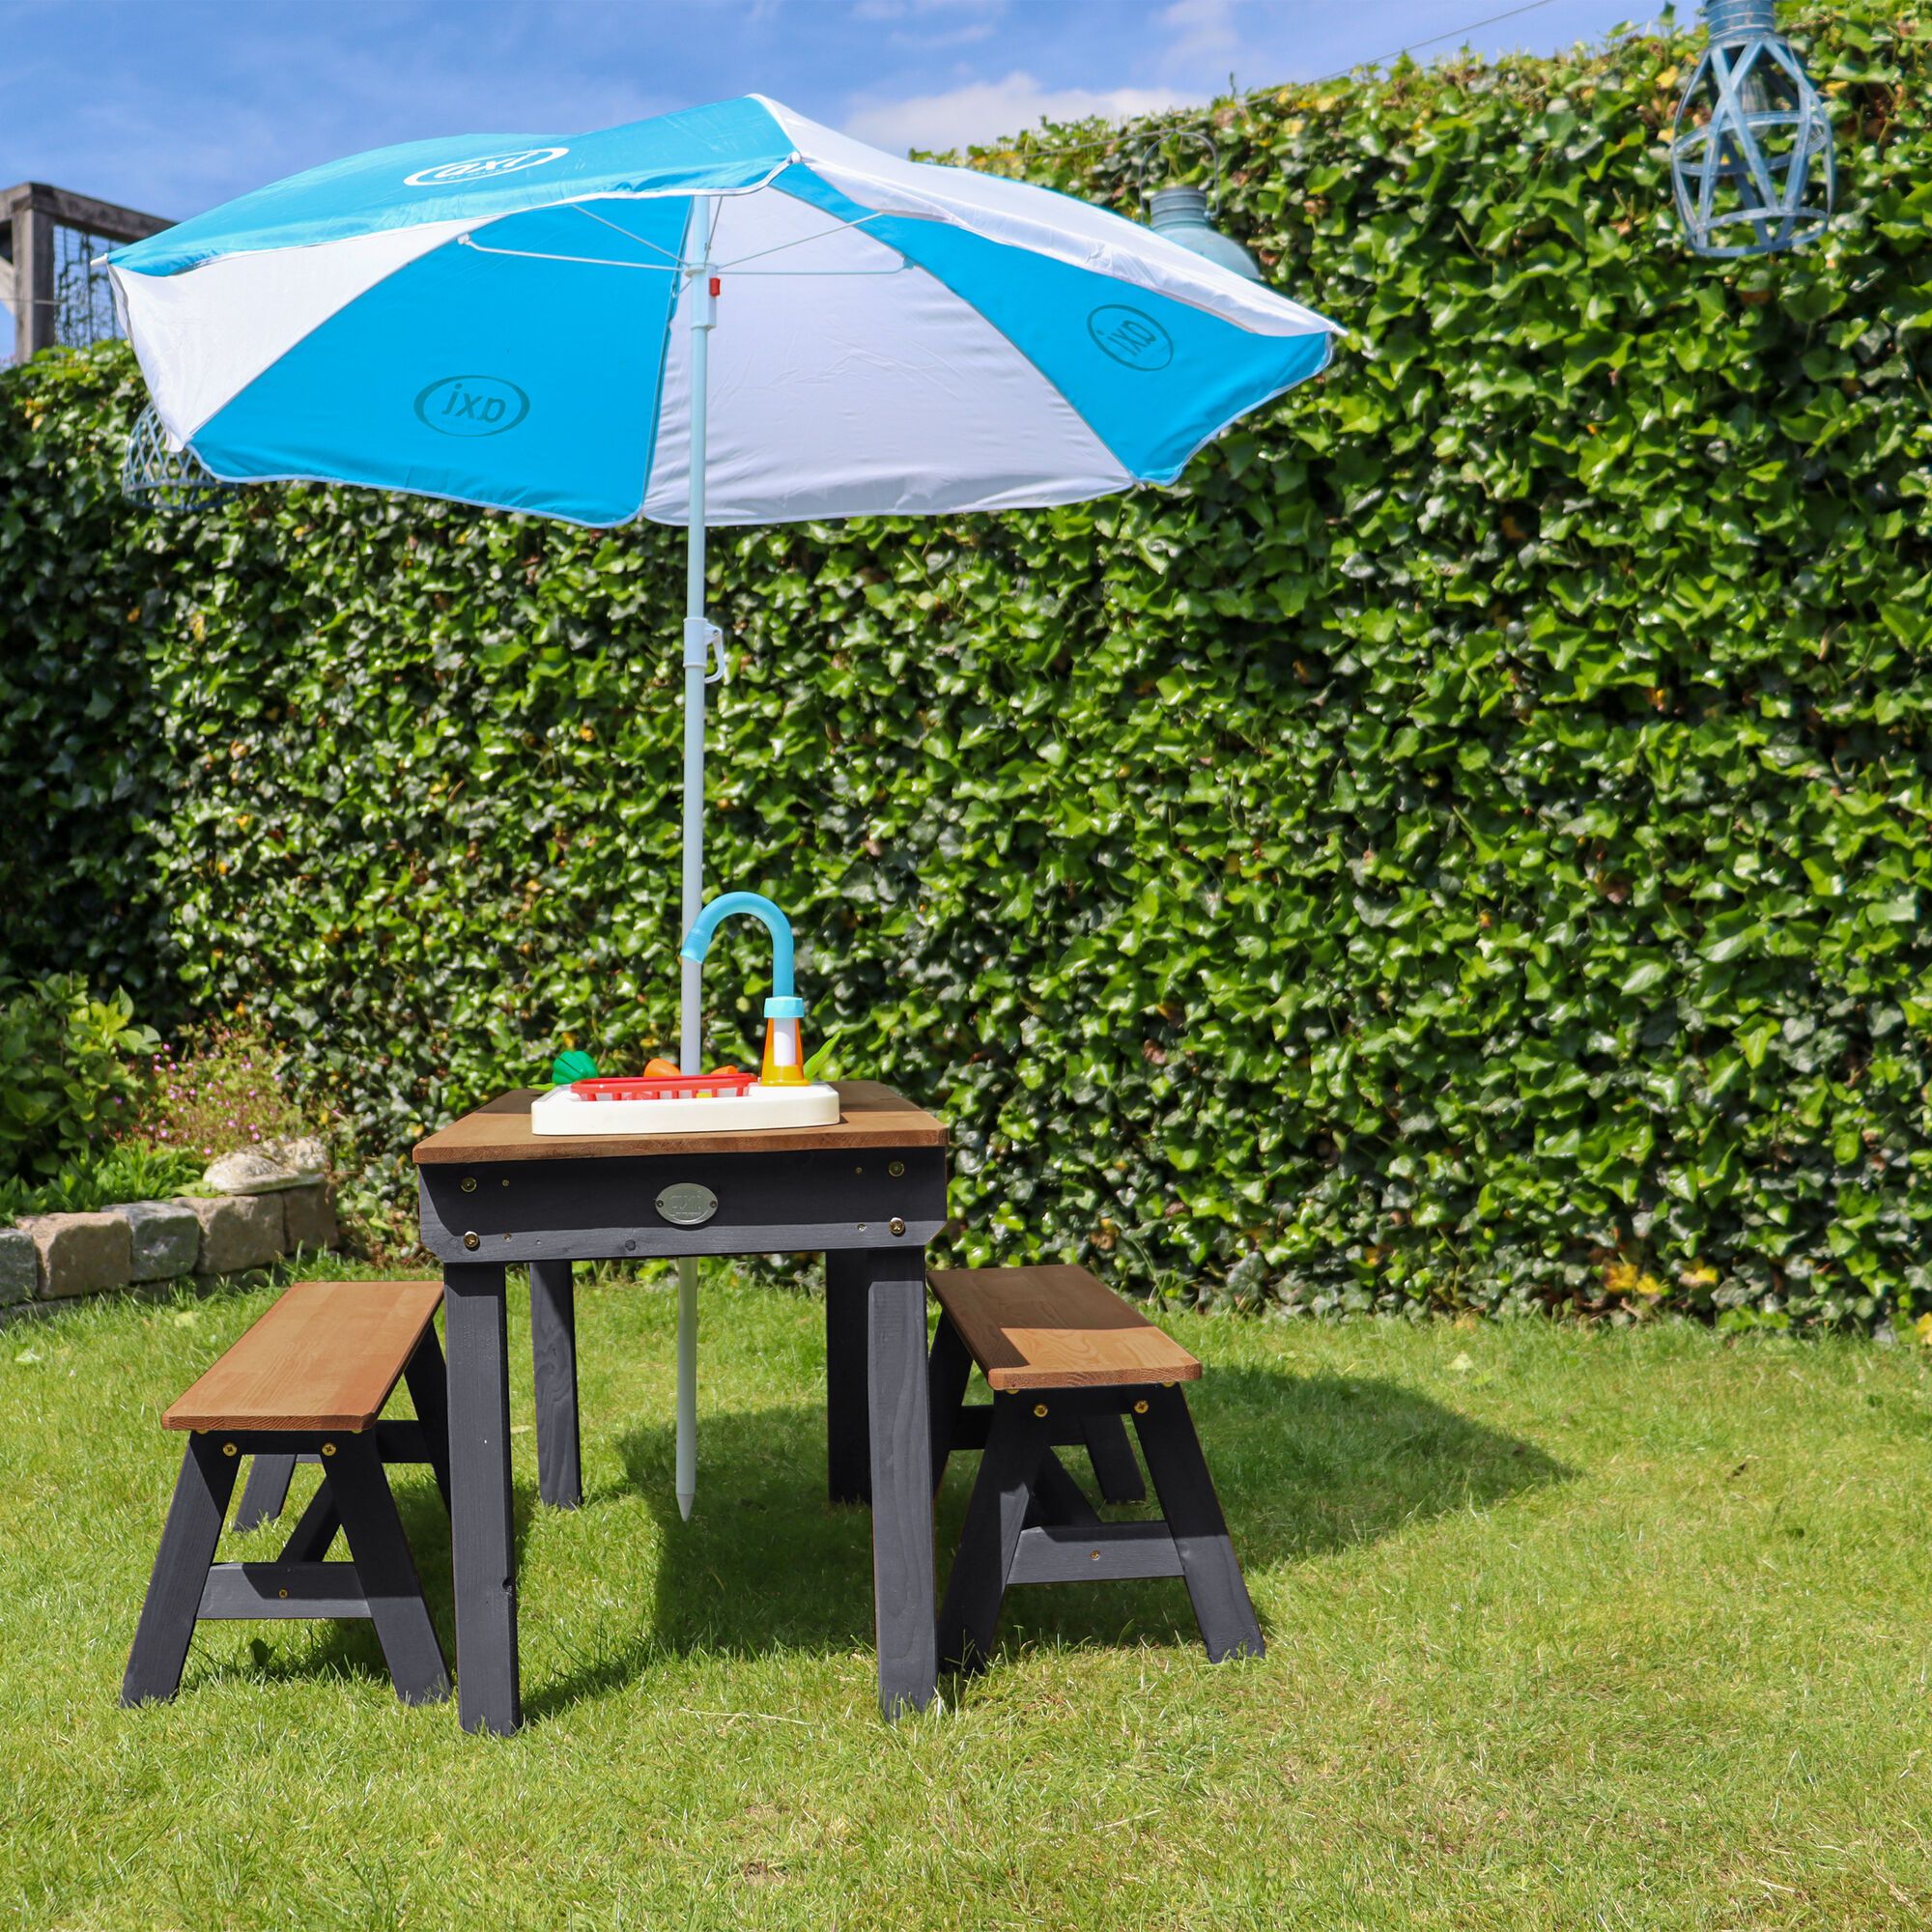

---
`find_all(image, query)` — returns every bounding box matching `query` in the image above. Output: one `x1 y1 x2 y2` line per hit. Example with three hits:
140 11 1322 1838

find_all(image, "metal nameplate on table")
655 1182 718 1227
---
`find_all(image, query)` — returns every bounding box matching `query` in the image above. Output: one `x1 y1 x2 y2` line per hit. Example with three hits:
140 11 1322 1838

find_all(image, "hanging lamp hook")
1136 128 1224 213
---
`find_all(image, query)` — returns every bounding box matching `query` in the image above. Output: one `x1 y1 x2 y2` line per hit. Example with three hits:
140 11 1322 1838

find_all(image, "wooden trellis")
1 182 170 360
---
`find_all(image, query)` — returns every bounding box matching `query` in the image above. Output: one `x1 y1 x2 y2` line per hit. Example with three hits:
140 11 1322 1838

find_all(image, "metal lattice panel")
121 404 241 511
1670 0 1834 259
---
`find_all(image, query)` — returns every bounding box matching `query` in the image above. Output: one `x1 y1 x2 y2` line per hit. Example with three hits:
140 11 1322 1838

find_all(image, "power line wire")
961 0 1575 172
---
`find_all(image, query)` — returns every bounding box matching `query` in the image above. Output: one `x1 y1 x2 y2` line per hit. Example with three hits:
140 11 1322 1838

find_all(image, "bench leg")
938 1399 1050 1675
327 1434 450 1705
927 1310 973 1497
232 1452 298 1530
403 1328 454 1510
443 1263 521 1734
1027 1448 1101 1529
1081 1415 1146 1504
279 1480 341 1562
123 1435 240 1706
528 1261 582 1510
1133 1388 1264 1663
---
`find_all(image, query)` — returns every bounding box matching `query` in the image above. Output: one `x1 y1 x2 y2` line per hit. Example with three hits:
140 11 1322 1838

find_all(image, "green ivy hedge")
4 3 1929 1325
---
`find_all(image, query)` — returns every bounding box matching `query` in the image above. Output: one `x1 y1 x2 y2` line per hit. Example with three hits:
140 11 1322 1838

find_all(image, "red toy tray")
568 1069 759 1102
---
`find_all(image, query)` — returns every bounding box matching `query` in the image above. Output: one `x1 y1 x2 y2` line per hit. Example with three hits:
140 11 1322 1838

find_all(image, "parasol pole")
675 195 718 1522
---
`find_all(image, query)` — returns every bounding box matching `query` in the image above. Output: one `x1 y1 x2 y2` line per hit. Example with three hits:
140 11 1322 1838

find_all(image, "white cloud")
843 70 1203 157
1158 0 1238 70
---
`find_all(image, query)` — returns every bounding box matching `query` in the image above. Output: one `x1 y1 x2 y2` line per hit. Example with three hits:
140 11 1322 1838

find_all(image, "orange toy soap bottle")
760 996 809 1087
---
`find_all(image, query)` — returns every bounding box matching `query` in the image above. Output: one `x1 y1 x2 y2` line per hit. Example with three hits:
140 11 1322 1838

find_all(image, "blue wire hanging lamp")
1670 0 1834 258
121 403 241 512
1136 130 1263 282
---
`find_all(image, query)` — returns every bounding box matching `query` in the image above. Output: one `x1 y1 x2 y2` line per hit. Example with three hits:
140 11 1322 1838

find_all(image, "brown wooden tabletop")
412 1078 948 1166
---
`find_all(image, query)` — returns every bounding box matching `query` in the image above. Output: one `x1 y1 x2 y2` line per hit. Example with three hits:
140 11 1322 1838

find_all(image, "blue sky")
2 0 1654 357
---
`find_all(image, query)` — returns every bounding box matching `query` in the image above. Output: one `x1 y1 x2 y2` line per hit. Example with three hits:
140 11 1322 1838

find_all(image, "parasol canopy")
105 95 1335 526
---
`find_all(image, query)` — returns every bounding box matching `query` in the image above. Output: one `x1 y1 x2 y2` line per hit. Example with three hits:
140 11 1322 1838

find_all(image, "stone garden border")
0 1179 339 1305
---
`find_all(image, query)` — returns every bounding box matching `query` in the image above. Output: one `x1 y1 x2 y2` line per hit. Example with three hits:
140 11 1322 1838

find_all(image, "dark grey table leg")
443 1263 521 1734
825 1250 873 1504
528 1261 582 1510
232 1452 298 1530
123 1433 240 1705
402 1330 453 1509
865 1255 938 1719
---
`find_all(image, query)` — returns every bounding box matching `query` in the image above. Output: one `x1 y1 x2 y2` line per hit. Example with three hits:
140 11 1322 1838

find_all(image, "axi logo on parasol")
403 148 570 187
1087 305 1175 371
414 376 531 437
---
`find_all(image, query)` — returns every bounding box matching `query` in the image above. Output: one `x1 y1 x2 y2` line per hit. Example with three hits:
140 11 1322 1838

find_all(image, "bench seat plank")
927 1264 1201 1391
163 1280 443 1433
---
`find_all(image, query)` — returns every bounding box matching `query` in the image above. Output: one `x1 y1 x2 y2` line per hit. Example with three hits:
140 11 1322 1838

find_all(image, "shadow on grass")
526 1364 1571 1718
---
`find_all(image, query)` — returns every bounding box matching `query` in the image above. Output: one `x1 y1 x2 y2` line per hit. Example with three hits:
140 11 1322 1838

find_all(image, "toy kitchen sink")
532 893 839 1136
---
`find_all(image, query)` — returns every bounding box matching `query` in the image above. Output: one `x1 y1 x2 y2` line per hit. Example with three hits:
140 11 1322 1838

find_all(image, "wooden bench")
927 1264 1263 1673
122 1280 453 1708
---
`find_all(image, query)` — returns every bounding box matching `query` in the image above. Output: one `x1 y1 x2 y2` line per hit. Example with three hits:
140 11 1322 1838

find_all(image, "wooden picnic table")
412 1079 948 1735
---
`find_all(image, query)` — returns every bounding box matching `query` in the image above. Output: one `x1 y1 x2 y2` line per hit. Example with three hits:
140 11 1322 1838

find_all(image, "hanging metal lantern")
1670 0 1834 259
1137 131 1263 282
121 403 241 511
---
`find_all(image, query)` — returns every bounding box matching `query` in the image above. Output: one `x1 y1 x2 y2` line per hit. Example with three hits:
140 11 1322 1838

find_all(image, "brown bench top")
163 1280 441 1433
927 1264 1201 1392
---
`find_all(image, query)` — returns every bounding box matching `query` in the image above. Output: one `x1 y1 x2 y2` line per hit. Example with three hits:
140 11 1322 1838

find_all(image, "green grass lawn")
4 1268 1931 1930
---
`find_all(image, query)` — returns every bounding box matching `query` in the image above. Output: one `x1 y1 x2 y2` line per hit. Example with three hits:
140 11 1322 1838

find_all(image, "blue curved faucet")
679 892 802 1015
